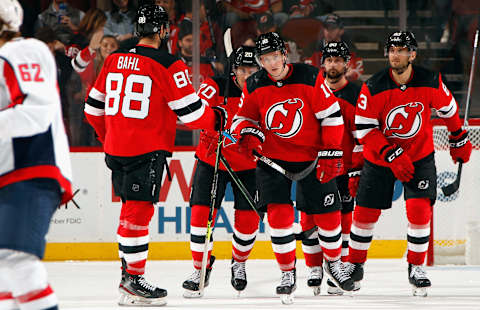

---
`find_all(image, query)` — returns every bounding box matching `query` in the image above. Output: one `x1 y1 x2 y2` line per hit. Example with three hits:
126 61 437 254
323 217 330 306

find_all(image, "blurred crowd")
18 0 480 146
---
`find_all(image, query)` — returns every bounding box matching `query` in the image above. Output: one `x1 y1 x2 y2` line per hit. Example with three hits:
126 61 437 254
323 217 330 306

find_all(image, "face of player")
388 46 416 74
100 37 119 59
259 50 288 80
234 66 258 89
324 56 347 82
179 34 193 57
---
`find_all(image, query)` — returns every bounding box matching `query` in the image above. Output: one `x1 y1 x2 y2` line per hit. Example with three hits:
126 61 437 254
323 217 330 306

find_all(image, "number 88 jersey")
85 45 216 156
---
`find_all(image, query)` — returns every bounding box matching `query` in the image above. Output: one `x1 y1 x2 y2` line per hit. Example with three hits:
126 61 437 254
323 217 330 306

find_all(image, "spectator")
304 13 364 82
103 0 136 42
176 20 217 84
72 34 119 92
35 26 75 141
64 8 107 59
36 0 84 44
284 0 315 18
221 0 287 28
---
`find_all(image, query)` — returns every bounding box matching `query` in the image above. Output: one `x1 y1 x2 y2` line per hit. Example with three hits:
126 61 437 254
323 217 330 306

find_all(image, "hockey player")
84 4 225 306
300 41 363 296
0 1 73 310
348 31 472 296
231 32 354 304
182 45 260 297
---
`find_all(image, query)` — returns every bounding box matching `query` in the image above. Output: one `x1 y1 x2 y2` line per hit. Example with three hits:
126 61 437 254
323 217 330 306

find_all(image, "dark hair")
35 26 57 43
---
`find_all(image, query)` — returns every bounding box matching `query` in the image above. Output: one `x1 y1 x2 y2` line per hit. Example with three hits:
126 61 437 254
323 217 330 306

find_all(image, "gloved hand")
348 169 361 197
237 127 264 160
199 130 219 158
316 149 343 183
449 129 472 164
212 106 227 131
380 144 414 182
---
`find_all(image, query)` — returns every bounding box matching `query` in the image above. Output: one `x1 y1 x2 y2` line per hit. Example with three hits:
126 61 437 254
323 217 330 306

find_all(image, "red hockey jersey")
84 44 216 157
332 81 362 172
355 65 463 166
196 76 257 171
231 63 344 162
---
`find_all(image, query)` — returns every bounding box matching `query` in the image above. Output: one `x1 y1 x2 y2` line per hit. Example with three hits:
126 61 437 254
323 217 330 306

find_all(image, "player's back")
99 46 187 156
0 37 72 201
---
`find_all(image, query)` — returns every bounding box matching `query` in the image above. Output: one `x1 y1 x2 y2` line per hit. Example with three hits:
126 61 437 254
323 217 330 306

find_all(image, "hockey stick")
198 28 233 294
253 150 318 181
441 29 478 196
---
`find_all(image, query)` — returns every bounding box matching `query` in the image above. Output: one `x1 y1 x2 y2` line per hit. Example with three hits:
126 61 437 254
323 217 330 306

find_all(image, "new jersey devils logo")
384 102 424 138
265 98 304 138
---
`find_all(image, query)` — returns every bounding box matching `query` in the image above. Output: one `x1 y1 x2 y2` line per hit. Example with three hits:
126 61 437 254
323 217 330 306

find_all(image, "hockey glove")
316 149 343 184
212 106 227 131
380 144 414 183
199 130 219 158
237 127 265 160
448 129 472 164
348 169 362 197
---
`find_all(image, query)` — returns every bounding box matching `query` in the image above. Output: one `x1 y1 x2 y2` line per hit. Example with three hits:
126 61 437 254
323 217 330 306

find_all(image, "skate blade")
327 286 343 296
412 286 428 297
280 293 294 304
183 290 204 298
353 281 361 291
311 286 321 296
118 292 167 307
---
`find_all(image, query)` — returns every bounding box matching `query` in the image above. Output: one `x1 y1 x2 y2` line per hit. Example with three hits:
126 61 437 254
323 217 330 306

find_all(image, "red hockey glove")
237 127 265 160
199 130 219 158
449 129 472 164
380 144 414 183
316 149 343 184
348 169 361 197
212 106 227 131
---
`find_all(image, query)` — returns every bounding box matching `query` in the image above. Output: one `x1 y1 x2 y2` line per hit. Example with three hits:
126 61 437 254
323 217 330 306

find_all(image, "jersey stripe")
321 110 344 126
2 58 26 108
315 101 341 120
177 100 206 124
84 104 105 116
168 92 201 110
355 115 379 139
436 97 457 118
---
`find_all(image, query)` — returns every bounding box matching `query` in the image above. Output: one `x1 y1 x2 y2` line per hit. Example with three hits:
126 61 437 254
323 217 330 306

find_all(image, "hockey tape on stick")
253 150 318 181
224 28 233 58
222 130 237 143
442 29 478 197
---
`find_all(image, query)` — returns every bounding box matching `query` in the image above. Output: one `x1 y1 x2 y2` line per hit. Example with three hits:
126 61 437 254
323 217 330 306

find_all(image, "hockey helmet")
233 45 258 69
255 32 287 58
134 4 169 37
321 41 351 63
384 31 417 56
0 0 23 34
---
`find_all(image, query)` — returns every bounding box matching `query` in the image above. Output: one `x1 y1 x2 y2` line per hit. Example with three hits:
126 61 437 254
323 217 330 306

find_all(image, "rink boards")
44 145 479 261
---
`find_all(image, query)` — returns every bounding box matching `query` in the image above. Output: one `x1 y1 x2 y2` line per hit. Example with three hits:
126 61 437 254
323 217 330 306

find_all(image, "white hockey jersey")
0 38 72 202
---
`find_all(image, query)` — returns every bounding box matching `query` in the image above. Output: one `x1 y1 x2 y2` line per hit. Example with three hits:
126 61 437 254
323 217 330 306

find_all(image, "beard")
326 69 343 82
390 59 410 75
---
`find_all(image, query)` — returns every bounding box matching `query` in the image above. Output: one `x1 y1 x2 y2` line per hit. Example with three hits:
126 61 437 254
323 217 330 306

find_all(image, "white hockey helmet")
0 0 23 34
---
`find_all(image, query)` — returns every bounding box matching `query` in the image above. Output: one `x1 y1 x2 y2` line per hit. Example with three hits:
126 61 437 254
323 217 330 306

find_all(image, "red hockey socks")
268 203 296 271
232 209 259 262
190 205 217 269
300 212 323 267
406 198 432 265
349 206 381 263
314 211 342 262
117 200 154 275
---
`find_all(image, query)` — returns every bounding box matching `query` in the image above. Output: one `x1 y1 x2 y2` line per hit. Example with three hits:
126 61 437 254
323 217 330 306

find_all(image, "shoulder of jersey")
246 63 319 93
334 82 361 107
0 38 50 59
212 75 242 98
410 65 439 88
112 45 180 69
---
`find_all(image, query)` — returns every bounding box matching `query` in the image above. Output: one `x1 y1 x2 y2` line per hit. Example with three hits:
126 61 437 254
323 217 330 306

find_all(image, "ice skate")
119 258 127 288
307 266 323 296
345 262 363 291
118 272 167 306
326 279 344 295
231 259 247 293
324 260 354 292
276 269 296 304
182 255 216 298
408 264 431 297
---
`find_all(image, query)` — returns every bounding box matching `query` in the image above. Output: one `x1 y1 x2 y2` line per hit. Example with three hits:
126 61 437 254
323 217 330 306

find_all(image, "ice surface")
46 259 480 309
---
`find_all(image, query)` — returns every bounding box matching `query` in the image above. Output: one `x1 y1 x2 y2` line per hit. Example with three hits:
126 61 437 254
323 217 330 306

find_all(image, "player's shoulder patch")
212 75 242 98
409 65 439 88
121 45 179 69
334 82 361 107
365 68 394 96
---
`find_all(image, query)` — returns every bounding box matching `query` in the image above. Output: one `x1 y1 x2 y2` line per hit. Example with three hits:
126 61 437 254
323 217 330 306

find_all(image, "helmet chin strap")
270 55 288 79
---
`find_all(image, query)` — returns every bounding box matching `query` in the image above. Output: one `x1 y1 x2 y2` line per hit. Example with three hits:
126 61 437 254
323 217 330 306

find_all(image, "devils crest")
265 98 304 138
384 102 424 138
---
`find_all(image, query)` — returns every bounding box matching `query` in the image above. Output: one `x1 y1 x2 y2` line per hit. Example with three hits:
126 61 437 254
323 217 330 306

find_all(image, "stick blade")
223 28 233 57
441 181 459 196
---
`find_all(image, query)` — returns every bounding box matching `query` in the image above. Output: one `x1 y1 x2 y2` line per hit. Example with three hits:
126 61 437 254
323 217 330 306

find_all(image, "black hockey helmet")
255 32 287 58
384 31 417 56
321 41 351 63
134 4 169 37
233 45 258 69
